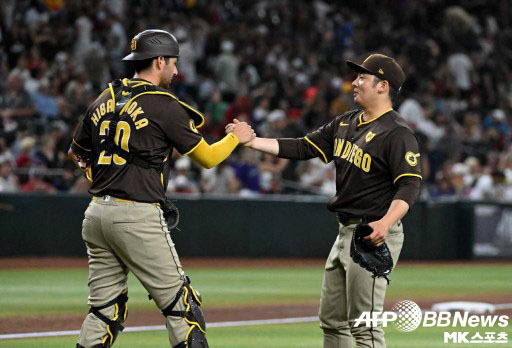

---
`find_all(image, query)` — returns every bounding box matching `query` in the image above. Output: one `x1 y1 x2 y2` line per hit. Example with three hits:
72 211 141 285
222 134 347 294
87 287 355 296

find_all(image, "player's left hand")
365 220 390 247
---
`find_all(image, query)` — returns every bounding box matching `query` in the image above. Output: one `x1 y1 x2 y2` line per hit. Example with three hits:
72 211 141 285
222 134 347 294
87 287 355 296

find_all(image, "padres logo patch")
365 131 376 143
131 38 137 51
405 152 420 166
189 119 198 133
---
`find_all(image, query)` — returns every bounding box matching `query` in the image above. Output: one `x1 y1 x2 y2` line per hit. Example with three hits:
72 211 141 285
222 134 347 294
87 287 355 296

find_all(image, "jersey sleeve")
70 114 93 158
302 117 337 163
387 127 423 185
156 99 203 155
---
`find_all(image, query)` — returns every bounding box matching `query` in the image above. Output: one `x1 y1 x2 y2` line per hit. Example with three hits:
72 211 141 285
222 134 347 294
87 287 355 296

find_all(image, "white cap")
175 156 191 170
267 109 286 122
452 163 468 176
492 109 506 121
221 40 234 53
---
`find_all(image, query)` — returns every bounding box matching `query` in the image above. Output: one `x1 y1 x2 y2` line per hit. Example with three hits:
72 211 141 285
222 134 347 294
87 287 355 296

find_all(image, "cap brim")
122 52 179 61
122 53 139 61
346 60 374 75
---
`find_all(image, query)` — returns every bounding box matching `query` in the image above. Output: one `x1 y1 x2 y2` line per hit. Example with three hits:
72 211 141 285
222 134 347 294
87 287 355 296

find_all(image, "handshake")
225 119 256 146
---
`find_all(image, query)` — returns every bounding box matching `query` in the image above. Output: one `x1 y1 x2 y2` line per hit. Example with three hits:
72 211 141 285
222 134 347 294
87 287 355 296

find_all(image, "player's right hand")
226 119 256 145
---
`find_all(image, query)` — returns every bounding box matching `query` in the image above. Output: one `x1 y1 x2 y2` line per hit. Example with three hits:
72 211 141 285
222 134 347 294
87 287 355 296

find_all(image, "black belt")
336 214 382 225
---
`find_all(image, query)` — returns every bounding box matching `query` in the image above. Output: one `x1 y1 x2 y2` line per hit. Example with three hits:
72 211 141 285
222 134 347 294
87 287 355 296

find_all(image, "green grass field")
1 262 511 347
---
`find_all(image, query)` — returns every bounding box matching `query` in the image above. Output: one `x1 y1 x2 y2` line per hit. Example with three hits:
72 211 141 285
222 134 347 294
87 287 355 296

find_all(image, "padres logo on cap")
405 152 420 166
131 38 137 51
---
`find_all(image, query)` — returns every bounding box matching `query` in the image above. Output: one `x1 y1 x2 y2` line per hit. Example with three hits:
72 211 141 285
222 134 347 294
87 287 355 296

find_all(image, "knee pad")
163 277 208 348
87 290 129 348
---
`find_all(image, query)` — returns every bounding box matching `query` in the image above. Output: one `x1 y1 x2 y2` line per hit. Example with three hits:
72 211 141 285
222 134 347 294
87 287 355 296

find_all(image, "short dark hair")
132 56 171 73
373 76 399 104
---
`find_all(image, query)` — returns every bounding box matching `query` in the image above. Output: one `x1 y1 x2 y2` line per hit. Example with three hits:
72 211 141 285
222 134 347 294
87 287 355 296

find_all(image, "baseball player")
231 54 421 347
68 29 254 348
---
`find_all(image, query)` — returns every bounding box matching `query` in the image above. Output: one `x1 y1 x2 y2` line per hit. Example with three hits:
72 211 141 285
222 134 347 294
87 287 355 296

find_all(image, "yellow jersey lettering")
129 106 144 121
334 136 374 172
106 99 114 113
95 109 103 125
336 137 372 172
126 101 138 115
362 153 371 172
354 148 363 167
91 112 99 126
348 144 359 163
341 141 352 159
99 103 106 116
135 118 149 129
334 138 344 157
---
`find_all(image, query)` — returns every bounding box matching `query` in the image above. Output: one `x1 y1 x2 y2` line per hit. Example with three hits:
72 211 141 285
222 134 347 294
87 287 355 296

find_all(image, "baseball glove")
161 198 180 231
350 223 393 283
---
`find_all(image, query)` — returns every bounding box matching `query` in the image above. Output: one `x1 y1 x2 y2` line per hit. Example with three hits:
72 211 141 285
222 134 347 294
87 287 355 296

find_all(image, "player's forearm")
188 134 239 169
380 199 409 227
245 137 279 156
247 137 323 162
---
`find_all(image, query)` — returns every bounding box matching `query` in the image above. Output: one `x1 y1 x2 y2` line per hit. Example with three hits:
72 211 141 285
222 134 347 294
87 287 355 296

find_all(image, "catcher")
233 54 421 347
68 29 255 348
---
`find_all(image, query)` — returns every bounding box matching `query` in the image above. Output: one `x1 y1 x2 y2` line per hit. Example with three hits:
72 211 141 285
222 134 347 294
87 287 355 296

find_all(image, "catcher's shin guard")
162 277 208 348
85 291 129 348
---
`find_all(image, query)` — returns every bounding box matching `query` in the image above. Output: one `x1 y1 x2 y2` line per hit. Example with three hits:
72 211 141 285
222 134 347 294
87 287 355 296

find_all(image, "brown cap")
346 54 405 91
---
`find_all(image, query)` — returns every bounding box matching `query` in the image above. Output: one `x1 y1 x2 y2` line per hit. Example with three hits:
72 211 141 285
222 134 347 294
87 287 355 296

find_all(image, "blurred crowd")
1 0 512 201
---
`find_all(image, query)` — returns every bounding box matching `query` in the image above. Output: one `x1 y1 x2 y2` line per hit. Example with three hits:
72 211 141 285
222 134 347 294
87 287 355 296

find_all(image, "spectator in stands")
0 1 511 198
470 170 512 201
167 157 199 195
200 161 240 195
0 153 18 192
231 148 260 195
215 40 240 100
0 72 36 133
20 170 56 192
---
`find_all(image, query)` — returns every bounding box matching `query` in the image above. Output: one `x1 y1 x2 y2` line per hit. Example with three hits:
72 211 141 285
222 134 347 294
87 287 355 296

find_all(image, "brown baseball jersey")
71 79 202 203
278 109 422 217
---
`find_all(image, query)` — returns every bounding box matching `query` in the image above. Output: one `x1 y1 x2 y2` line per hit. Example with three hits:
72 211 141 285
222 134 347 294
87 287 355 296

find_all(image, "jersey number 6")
97 120 131 165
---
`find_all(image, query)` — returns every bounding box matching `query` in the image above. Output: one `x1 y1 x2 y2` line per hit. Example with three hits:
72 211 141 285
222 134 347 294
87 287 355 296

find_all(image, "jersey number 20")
97 120 131 165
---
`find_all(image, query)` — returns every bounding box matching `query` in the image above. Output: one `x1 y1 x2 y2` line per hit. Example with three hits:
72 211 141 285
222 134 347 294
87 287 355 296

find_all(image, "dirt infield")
0 303 321 334
1 258 511 335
